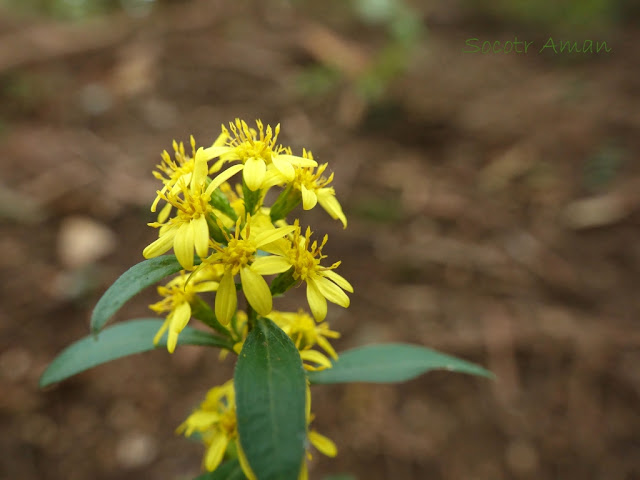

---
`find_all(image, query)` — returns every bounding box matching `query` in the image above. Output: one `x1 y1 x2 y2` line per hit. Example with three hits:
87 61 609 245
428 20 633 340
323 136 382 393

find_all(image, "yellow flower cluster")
143 119 351 477
178 381 336 479
144 119 351 347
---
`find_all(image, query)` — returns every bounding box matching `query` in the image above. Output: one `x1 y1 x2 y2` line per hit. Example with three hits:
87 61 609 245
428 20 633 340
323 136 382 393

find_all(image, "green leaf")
91 255 185 333
194 459 247 480
235 318 307 480
269 268 295 296
40 319 230 388
307 343 492 384
209 187 238 222
241 178 262 216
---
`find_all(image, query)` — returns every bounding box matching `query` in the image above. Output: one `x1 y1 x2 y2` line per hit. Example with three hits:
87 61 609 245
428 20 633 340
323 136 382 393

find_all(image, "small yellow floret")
200 119 317 191
149 267 221 353
203 215 295 324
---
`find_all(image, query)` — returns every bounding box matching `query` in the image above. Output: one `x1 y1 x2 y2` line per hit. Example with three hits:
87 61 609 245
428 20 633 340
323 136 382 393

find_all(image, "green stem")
206 215 228 244
270 184 301 222
246 303 257 332
191 296 231 338
270 267 296 296
241 178 263 216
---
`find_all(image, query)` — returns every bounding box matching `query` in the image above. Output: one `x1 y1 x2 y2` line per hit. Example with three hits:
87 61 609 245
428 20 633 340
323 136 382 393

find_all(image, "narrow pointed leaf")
40 319 229 387
235 318 306 480
193 459 247 480
91 255 185 332
307 343 492 384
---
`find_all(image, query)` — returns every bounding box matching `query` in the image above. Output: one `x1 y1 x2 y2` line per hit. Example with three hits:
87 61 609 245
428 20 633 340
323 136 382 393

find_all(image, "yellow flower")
268 309 340 371
218 310 248 359
178 380 335 480
204 215 296 325
267 150 347 228
299 383 337 480
251 222 353 321
151 135 229 223
176 380 239 472
201 119 317 191
149 267 221 353
150 137 196 222
295 157 347 228
219 181 246 219
142 161 244 269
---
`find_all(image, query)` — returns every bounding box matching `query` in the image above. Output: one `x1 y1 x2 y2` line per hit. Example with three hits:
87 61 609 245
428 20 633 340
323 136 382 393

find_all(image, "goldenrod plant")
40 119 491 480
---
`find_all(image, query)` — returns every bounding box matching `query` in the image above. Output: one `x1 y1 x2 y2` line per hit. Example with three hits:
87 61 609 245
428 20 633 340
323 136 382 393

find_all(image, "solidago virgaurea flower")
201 119 318 191
151 137 196 222
203 215 296 325
294 151 347 228
143 156 243 269
176 380 242 473
178 380 336 479
251 222 353 322
268 309 340 371
267 150 347 228
219 181 246 219
300 382 337 480
151 135 228 223
149 267 221 353
226 310 249 357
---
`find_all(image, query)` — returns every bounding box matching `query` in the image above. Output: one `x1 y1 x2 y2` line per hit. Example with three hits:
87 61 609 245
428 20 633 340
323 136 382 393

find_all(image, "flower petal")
193 215 209 259
309 430 338 457
174 221 195 269
258 238 290 256
300 185 318 210
153 318 169 346
255 225 296 247
307 279 327 322
170 301 192 335
150 188 164 213
237 442 257 480
275 153 317 168
299 462 309 480
271 154 295 181
201 145 232 160
143 228 176 259
167 330 179 354
178 411 219 436
261 166 286 189
300 349 332 370
243 157 267 191
315 276 350 308
215 270 237 325
168 301 192 353
212 132 228 147
250 256 292 275
156 202 173 223
317 188 347 228
316 335 339 360
240 267 272 315
304 383 312 423
193 280 219 292
191 147 209 191
204 163 245 196
204 434 228 472
177 411 219 436
322 269 353 293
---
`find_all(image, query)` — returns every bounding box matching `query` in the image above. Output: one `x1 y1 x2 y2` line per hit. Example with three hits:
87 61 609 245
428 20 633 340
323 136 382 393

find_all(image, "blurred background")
1 0 639 479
